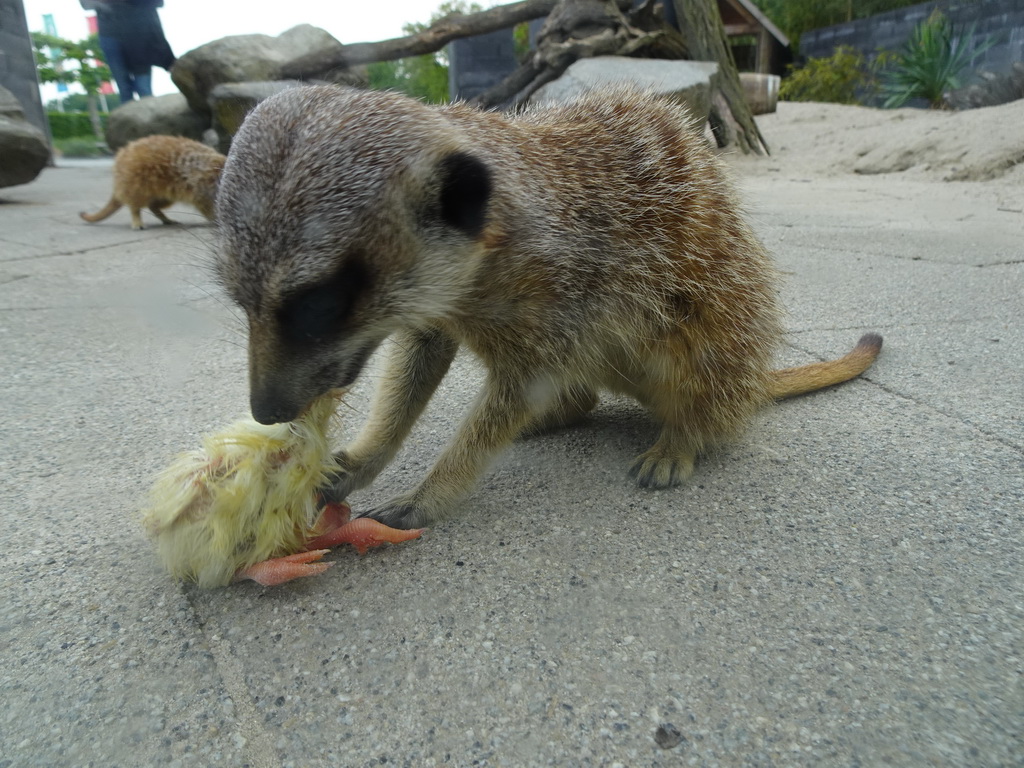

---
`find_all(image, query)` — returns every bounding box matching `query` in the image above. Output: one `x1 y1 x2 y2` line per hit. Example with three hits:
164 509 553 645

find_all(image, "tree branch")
279 0 559 78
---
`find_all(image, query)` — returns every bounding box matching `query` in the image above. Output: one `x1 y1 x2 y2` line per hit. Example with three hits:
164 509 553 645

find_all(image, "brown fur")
215 85 883 529
81 135 225 230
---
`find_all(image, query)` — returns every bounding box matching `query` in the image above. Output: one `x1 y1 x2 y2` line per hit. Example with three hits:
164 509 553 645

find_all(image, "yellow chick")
142 392 344 588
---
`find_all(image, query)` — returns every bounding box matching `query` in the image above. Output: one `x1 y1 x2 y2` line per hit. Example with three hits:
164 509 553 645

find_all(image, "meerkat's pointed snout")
250 388 301 425
249 366 307 425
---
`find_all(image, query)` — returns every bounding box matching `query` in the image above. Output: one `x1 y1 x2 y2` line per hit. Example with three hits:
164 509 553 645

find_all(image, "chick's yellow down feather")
141 393 343 588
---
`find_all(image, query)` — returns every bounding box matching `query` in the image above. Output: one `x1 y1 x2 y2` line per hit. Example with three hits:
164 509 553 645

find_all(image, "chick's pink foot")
233 502 423 587
235 550 333 586
315 501 352 531
306 517 425 554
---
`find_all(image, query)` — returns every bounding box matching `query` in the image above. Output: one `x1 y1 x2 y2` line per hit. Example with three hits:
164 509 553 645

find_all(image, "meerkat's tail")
80 198 121 223
770 333 883 400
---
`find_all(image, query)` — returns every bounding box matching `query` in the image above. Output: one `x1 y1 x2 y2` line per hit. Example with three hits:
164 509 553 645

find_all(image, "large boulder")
530 56 720 126
0 85 49 188
206 81 303 154
171 24 346 116
105 93 209 151
208 80 305 153
946 62 1024 110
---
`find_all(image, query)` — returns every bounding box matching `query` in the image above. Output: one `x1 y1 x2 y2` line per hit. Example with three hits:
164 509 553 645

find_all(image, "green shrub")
47 111 108 139
53 136 108 158
367 57 449 104
881 12 994 109
780 46 876 104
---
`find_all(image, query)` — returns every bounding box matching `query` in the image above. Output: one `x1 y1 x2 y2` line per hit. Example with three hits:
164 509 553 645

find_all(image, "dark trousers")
99 35 152 104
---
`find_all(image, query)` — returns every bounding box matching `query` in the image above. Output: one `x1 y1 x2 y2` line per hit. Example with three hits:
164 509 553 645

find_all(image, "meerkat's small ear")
437 152 491 238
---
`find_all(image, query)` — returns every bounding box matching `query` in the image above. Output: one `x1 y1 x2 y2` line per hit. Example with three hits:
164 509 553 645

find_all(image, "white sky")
23 0 485 100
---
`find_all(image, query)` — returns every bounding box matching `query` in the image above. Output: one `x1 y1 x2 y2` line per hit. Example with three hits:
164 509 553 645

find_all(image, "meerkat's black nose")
250 389 301 425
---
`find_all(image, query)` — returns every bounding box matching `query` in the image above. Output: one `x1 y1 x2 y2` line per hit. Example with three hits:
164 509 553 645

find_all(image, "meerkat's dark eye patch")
276 259 369 345
437 152 491 238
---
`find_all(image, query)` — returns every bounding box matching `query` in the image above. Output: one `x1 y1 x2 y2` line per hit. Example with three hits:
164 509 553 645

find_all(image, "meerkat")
81 135 225 230
215 85 883 529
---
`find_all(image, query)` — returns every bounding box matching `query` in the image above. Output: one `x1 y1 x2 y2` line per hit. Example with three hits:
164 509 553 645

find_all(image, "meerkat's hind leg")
629 422 697 489
521 386 598 436
626 411 700 489
129 207 145 230
149 200 177 225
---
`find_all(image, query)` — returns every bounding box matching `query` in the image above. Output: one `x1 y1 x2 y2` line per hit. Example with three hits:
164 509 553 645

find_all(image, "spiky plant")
882 12 994 109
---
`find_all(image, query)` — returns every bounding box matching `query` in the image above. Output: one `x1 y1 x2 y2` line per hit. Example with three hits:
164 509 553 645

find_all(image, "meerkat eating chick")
215 85 882 529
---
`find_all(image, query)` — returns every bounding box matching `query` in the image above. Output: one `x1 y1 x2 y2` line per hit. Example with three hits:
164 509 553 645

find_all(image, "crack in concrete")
0 228 207 264
974 259 1024 268
783 339 1024 456
0 240 150 264
183 589 282 768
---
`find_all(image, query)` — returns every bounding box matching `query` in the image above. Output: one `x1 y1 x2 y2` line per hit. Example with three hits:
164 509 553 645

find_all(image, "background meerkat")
215 85 883 529
81 135 225 230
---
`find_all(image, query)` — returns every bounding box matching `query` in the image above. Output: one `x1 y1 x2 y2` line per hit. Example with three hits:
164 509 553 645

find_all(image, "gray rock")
654 722 686 750
0 84 28 120
530 56 719 125
946 63 1024 110
104 93 209 151
208 80 305 153
171 24 345 116
0 86 49 188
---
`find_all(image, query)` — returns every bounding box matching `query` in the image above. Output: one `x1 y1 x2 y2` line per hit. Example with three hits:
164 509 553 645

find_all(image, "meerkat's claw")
358 498 430 531
628 450 694 489
235 550 333 586
319 466 360 506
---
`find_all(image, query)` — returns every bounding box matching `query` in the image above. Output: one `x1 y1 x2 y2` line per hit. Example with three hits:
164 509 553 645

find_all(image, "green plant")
780 46 874 104
366 1 484 103
881 12 995 109
367 57 450 103
53 136 108 158
47 92 105 113
47 111 109 140
32 32 111 138
758 0 942 49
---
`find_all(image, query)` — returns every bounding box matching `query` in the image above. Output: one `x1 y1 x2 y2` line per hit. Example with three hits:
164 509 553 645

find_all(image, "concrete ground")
0 152 1020 768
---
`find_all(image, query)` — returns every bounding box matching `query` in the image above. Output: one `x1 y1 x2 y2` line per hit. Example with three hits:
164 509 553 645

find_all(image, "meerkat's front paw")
628 447 695 489
318 469 358 506
319 448 380 504
358 493 436 530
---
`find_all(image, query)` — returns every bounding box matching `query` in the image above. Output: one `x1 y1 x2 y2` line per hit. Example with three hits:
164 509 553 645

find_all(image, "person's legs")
99 36 134 103
132 69 153 98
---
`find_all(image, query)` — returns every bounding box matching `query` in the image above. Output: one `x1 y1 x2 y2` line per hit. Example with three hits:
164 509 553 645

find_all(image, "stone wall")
800 0 1024 79
0 0 50 141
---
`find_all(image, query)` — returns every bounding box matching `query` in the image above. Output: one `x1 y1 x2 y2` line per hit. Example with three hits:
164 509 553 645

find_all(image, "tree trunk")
86 92 103 141
672 0 767 155
277 0 765 155
279 0 559 78
472 0 681 110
